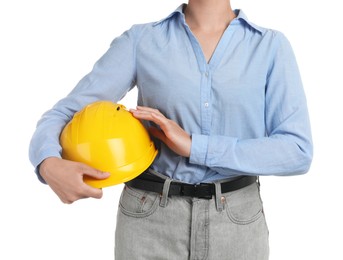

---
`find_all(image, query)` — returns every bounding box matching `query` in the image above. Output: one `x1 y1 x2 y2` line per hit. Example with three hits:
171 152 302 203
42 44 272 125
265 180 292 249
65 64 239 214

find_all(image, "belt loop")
214 182 224 212
160 178 172 208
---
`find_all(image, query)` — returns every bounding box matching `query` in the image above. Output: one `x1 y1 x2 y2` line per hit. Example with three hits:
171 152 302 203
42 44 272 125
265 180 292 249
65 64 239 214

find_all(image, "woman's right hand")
39 157 110 204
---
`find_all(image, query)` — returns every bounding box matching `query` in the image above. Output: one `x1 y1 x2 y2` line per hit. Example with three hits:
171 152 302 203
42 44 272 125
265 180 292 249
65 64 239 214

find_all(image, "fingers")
130 106 164 119
130 106 169 129
79 164 109 199
41 158 109 203
80 184 104 200
81 164 110 180
130 106 191 157
135 106 163 114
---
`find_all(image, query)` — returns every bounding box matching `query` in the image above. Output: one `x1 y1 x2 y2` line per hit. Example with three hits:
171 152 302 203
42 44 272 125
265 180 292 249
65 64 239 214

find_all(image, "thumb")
81 164 111 180
149 127 167 142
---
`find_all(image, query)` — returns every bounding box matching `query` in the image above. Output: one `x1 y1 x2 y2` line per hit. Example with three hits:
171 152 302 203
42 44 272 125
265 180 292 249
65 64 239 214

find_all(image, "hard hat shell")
60 101 158 188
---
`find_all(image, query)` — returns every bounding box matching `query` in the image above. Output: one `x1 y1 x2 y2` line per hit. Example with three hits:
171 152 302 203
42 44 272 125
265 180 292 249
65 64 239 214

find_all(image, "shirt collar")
153 4 185 26
235 9 266 34
153 4 266 35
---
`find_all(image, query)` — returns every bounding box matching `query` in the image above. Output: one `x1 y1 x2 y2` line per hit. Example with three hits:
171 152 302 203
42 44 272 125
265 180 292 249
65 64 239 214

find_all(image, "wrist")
39 157 60 178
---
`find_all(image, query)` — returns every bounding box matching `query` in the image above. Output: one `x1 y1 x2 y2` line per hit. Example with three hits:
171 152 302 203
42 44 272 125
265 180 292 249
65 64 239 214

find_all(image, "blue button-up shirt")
29 4 313 184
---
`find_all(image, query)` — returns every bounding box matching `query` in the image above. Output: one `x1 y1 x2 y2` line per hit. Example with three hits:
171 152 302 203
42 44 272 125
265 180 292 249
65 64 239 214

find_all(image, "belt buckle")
194 183 213 199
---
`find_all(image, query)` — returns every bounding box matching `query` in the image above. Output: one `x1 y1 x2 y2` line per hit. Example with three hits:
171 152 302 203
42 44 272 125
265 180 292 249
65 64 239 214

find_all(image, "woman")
29 0 313 259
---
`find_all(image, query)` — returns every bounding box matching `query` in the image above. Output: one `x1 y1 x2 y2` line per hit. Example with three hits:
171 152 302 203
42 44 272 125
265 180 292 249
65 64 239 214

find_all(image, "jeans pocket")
225 183 264 225
119 185 160 218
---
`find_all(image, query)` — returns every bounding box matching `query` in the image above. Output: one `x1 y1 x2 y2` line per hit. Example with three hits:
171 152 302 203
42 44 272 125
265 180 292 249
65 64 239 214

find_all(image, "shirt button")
205 72 209 77
204 102 209 108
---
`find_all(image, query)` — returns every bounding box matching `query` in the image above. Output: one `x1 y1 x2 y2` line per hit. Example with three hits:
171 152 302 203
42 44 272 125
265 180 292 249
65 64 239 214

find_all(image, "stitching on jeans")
226 203 263 225
225 184 264 225
201 203 210 260
120 186 160 218
119 195 160 218
125 185 145 199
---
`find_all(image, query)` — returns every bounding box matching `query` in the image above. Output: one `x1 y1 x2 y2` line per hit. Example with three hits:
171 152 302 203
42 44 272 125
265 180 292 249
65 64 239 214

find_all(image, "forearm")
189 133 313 176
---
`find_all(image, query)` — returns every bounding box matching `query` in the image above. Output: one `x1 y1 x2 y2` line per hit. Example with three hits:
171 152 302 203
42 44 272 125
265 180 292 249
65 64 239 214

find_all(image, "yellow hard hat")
60 101 158 188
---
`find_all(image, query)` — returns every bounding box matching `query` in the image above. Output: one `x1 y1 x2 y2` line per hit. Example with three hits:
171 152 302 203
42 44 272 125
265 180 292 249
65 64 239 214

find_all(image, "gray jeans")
115 174 269 260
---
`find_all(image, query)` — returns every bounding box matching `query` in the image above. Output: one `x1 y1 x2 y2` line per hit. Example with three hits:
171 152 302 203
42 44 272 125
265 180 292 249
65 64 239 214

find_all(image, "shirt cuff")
35 164 47 184
189 134 209 165
31 149 62 184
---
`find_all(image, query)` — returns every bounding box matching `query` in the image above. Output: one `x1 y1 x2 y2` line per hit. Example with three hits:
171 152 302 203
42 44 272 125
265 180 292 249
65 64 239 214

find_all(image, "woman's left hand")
130 106 191 157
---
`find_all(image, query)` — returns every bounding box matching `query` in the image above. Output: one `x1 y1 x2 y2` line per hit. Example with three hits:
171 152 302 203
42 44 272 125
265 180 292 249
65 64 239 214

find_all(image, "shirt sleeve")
29 25 140 183
189 32 313 176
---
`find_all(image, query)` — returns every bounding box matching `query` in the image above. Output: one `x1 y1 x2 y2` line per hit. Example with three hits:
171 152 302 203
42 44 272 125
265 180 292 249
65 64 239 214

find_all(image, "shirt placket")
183 25 212 136
201 69 212 135
182 18 236 137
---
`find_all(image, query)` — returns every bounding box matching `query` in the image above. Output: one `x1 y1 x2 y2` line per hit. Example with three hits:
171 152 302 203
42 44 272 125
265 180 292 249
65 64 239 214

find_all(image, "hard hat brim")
83 143 158 188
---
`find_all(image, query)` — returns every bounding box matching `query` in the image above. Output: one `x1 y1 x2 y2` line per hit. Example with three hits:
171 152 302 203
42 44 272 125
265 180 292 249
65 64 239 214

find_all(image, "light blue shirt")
29 5 313 184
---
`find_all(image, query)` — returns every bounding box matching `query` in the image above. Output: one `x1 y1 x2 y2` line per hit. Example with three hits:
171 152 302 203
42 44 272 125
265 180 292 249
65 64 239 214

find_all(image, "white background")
1 0 342 259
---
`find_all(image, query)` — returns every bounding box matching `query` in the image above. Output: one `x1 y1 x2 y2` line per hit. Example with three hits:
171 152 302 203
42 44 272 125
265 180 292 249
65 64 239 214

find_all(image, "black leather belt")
126 172 257 200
